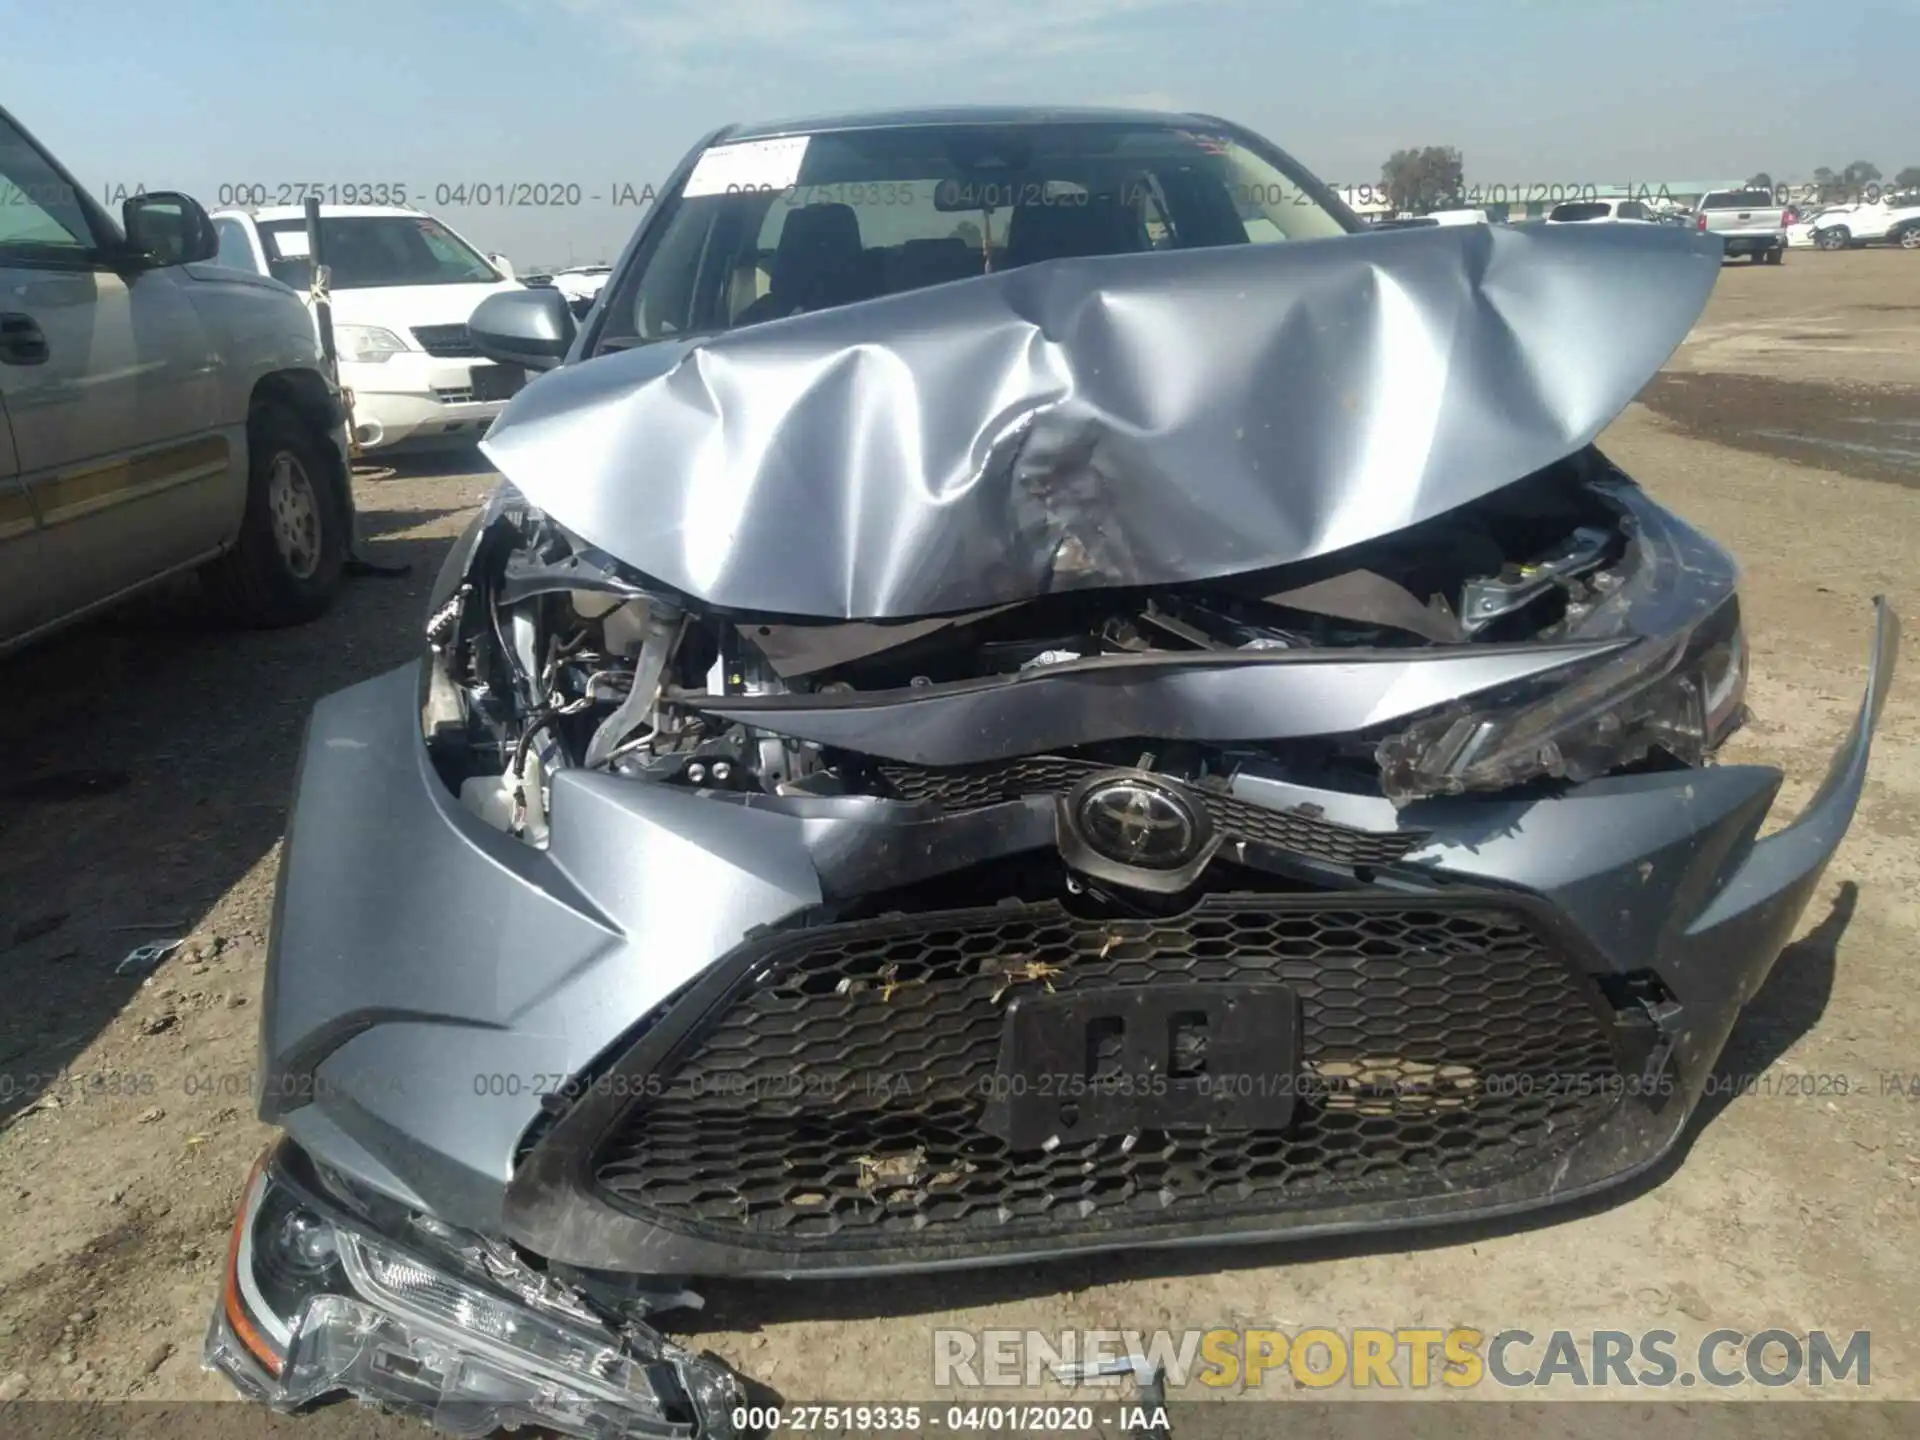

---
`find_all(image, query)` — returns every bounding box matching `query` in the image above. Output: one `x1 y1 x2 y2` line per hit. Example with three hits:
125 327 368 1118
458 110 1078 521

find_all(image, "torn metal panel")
680 643 1622 765
1264 569 1465 643
740 604 1020 679
483 222 1722 619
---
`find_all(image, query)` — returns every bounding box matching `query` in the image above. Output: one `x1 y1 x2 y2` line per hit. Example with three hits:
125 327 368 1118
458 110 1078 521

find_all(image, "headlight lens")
334 324 410 363
1377 596 1747 802
209 1144 740 1435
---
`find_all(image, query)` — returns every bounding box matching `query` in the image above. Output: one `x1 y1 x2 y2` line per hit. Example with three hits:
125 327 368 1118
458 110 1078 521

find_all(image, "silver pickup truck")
1693 187 1788 263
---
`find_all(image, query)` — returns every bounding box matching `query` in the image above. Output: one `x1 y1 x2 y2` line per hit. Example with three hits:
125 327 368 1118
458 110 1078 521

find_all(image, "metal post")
306 198 409 578
304 198 337 379
304 195 360 460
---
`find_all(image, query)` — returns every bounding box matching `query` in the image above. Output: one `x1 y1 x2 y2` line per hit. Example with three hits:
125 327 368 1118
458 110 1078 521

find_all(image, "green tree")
1842 160 1882 197
1892 165 1920 192
1812 166 1844 202
1747 172 1774 190
1380 146 1465 215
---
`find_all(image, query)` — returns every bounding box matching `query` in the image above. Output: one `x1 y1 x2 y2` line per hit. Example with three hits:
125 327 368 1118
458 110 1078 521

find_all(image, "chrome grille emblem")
1074 777 1201 870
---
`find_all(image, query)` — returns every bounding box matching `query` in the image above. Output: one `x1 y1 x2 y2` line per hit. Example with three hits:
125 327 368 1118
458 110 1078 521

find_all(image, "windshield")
595 121 1350 350
1549 201 1613 221
1702 190 1777 210
256 214 499 289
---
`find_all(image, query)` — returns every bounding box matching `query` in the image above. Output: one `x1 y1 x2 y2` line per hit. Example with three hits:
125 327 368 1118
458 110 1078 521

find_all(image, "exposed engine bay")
422 448 1748 848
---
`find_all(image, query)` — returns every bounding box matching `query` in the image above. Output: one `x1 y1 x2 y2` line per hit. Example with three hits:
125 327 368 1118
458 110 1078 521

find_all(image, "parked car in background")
1546 198 1656 224
1 104 351 654
206 204 527 452
1811 196 1920 250
1787 204 1856 247
1693 187 1788 263
551 263 613 318
1425 207 1491 225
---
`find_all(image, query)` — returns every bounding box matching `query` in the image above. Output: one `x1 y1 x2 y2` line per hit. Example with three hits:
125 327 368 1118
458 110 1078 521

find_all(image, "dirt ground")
2 247 1918 1421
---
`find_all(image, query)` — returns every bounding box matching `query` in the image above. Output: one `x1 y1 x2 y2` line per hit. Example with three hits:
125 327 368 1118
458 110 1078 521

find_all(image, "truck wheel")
1765 247 1783 264
1815 226 1849 250
203 402 350 626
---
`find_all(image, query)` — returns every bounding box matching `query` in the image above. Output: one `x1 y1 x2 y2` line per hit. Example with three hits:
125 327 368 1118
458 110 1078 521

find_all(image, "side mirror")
123 191 218 267
469 288 575 372
489 252 516 280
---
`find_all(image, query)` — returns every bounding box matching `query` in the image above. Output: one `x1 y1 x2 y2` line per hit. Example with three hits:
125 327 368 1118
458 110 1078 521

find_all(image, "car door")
0 118 66 644
0 389 41 645
0 108 223 629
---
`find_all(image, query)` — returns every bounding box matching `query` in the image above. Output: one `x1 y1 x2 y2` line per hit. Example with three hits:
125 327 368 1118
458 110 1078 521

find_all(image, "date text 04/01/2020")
730 1405 1172 1435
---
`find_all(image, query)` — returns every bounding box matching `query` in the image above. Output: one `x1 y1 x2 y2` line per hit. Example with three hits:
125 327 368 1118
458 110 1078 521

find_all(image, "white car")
1809 197 1920 250
1425 207 1491 225
550 264 612 314
1787 204 1855 248
1546 198 1657 224
207 204 527 452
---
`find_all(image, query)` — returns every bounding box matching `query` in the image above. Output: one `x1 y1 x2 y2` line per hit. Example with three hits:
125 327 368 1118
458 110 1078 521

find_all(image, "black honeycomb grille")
875 757 1428 867
411 324 476 357
590 895 1620 1253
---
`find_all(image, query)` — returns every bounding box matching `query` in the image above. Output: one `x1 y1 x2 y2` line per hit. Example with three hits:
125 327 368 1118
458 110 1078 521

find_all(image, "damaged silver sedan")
208 108 1898 1437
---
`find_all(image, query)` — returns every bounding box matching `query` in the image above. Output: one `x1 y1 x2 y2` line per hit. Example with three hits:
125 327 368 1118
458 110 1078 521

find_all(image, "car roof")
720 103 1219 141
214 204 425 222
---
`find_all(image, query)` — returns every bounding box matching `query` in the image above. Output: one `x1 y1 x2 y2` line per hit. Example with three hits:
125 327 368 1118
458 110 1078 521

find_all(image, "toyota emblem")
1074 777 1201 870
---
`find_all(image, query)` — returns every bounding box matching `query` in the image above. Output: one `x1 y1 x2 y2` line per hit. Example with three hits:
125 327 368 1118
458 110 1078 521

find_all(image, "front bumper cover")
249 600 1896 1278
340 355 514 449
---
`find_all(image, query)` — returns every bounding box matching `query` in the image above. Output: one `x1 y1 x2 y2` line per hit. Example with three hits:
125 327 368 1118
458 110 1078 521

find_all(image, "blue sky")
1 0 1906 264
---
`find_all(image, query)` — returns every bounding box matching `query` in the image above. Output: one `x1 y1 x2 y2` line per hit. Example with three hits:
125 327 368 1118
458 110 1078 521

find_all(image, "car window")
0 113 97 259
1617 201 1647 220
213 218 260 272
255 215 499 289
1549 201 1613 221
1702 190 1775 209
601 120 1350 348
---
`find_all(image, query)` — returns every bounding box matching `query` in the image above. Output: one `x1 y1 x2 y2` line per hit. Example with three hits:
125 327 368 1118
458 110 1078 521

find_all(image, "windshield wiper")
596 328 726 355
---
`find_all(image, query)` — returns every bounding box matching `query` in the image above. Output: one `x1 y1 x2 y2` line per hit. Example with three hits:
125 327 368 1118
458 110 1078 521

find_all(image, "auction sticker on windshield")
683 136 810 197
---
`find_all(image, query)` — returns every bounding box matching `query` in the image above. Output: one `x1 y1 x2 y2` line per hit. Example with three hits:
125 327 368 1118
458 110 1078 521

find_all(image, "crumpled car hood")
481 222 1721 620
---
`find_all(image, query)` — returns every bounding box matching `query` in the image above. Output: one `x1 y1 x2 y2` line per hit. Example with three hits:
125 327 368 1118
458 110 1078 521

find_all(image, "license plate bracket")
979 983 1300 1150
471 363 526 401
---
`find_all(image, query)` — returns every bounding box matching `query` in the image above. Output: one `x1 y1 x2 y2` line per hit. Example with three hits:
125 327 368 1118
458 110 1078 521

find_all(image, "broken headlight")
1376 595 1747 803
207 1143 740 1439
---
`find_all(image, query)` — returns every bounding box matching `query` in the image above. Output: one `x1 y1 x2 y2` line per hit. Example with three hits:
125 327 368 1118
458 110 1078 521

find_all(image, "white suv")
1546 199 1656 224
1810 196 1920 250
207 204 526 452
